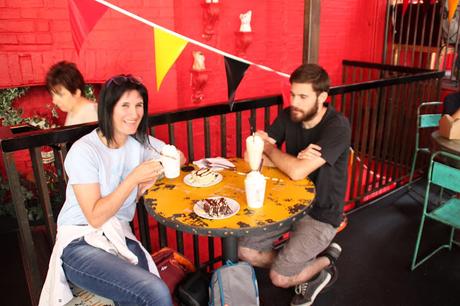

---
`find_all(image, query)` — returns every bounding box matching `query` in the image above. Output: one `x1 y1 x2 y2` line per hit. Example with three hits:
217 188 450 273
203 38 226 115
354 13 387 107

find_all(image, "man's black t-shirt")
267 105 351 227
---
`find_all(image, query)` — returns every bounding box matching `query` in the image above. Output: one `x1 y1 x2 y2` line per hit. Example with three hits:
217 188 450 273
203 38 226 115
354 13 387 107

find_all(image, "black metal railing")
0 60 444 305
335 60 444 208
383 0 460 84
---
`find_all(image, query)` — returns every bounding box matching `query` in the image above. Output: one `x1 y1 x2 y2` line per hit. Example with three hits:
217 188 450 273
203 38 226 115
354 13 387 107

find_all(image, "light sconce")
235 10 253 56
190 51 208 103
202 0 221 40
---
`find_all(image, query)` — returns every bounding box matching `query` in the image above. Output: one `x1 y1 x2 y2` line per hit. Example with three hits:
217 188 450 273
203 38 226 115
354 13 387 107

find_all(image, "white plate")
183 172 223 187
193 197 240 220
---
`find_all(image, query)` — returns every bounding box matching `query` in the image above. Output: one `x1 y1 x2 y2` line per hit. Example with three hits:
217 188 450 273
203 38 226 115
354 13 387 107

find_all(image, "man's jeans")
61 237 172 306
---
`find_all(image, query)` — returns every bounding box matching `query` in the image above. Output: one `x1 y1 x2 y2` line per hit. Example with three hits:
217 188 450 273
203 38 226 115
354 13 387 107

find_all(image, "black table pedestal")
222 237 238 263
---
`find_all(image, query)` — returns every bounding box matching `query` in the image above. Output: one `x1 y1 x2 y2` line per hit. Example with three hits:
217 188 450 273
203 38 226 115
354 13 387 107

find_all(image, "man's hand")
297 144 322 160
255 130 276 145
255 130 277 155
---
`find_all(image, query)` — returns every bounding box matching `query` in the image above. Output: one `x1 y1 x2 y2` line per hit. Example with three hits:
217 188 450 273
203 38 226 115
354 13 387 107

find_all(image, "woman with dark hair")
46 61 98 125
40 75 185 306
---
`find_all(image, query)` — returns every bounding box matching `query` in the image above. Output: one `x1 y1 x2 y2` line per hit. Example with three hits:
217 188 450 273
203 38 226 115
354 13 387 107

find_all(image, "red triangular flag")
224 56 249 111
68 0 108 53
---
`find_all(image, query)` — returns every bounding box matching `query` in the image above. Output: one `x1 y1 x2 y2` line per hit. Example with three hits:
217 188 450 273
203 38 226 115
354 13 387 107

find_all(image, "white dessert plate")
183 172 223 187
193 197 240 220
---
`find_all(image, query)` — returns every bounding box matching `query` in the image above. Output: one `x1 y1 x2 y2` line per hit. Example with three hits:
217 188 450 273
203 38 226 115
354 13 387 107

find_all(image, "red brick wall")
0 1 385 110
0 0 386 173
0 0 305 112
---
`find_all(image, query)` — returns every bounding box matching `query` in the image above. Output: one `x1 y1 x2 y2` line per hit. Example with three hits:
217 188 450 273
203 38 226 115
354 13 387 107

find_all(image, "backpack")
176 269 210 306
209 261 259 306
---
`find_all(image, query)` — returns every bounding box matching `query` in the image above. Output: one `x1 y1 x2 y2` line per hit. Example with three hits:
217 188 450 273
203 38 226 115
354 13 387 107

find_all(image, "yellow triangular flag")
448 0 459 22
154 28 188 91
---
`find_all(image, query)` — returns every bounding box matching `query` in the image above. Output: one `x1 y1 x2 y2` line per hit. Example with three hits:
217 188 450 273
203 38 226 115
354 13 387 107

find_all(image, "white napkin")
193 157 236 171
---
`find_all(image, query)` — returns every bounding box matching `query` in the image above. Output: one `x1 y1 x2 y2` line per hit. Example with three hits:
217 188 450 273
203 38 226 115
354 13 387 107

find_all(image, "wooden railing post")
3 152 42 306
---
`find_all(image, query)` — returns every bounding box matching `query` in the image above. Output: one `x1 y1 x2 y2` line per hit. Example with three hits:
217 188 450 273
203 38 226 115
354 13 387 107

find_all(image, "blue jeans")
61 237 172 306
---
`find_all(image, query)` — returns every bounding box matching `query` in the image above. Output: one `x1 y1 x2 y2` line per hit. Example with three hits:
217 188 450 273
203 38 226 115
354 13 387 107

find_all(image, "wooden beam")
303 0 321 63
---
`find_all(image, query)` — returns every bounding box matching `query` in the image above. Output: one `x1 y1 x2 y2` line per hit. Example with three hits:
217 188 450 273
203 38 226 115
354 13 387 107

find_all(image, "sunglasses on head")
106 74 142 88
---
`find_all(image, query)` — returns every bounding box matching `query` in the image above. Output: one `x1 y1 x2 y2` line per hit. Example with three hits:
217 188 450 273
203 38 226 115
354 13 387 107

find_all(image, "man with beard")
239 64 351 306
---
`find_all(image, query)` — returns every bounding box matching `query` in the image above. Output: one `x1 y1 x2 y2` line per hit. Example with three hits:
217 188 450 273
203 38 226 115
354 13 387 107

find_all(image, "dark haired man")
239 64 351 306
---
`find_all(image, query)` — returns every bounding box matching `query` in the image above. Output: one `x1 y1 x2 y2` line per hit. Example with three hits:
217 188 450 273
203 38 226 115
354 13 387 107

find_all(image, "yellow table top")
144 158 316 237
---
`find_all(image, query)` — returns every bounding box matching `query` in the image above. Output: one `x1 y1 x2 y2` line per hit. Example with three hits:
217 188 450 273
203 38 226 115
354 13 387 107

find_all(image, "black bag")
176 270 210 306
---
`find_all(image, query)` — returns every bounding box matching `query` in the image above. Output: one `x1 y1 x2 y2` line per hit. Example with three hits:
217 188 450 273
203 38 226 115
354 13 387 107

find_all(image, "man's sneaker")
322 264 338 293
290 269 331 306
319 242 342 266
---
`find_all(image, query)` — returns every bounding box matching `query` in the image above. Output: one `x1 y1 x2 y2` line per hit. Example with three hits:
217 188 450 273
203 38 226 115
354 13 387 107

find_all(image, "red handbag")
152 247 195 294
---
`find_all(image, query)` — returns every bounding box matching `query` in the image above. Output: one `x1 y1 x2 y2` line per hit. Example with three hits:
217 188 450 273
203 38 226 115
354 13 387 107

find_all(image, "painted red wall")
0 0 386 173
319 0 387 85
0 0 305 113
0 0 385 111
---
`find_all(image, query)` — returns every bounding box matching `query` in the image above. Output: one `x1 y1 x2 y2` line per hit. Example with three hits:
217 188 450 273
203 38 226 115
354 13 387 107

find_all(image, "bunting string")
94 0 290 78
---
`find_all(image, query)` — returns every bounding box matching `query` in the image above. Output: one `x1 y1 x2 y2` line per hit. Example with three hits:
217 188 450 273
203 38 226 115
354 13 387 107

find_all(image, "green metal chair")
408 101 443 188
411 151 460 270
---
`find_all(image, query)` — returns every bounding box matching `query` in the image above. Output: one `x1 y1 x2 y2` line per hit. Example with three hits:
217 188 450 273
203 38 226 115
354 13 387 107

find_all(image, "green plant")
0 166 65 223
0 175 34 219
84 84 96 101
0 86 68 223
0 87 29 126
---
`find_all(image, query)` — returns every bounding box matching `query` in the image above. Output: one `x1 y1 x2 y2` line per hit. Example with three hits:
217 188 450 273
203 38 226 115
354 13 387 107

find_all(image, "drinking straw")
258 158 264 172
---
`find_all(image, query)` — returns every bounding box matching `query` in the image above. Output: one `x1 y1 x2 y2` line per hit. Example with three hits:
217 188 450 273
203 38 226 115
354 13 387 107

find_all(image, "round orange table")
144 158 316 262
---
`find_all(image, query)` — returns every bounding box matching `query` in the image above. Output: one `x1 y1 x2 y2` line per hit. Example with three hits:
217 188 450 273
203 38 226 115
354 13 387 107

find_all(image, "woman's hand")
138 179 157 198
129 160 164 185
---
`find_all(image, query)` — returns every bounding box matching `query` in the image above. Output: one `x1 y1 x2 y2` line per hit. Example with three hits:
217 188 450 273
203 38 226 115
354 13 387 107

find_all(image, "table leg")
222 237 238 263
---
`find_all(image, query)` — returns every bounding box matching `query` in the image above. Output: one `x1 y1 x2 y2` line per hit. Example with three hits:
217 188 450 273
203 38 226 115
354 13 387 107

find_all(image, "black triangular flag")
224 56 250 111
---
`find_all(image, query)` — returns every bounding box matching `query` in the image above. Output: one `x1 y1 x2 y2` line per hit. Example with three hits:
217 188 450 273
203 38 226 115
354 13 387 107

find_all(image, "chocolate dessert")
202 197 233 217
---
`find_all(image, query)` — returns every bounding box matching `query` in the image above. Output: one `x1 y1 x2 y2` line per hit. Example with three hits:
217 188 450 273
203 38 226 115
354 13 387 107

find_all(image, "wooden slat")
176 231 184 254
264 106 270 131
208 237 215 270
3 153 42 306
220 114 227 157
193 235 200 267
158 223 167 248
30 147 56 244
374 86 389 189
136 198 151 253
187 120 194 162
168 123 175 146
236 112 242 158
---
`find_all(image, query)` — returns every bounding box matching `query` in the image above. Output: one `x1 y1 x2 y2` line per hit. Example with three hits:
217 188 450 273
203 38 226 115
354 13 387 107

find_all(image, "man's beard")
290 99 319 123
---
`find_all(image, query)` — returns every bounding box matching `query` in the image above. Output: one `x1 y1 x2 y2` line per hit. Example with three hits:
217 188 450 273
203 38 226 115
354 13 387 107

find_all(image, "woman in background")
46 61 98 126
40 74 185 306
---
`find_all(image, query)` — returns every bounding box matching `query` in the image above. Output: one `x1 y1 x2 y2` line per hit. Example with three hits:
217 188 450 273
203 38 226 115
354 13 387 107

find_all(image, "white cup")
246 134 264 171
160 145 180 179
245 171 266 209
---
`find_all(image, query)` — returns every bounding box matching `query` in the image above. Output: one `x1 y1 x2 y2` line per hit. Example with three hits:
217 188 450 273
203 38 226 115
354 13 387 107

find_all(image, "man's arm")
263 141 326 180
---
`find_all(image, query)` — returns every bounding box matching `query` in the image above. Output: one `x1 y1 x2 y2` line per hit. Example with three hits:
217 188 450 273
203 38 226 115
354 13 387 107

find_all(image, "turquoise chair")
408 101 442 188
411 151 460 270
